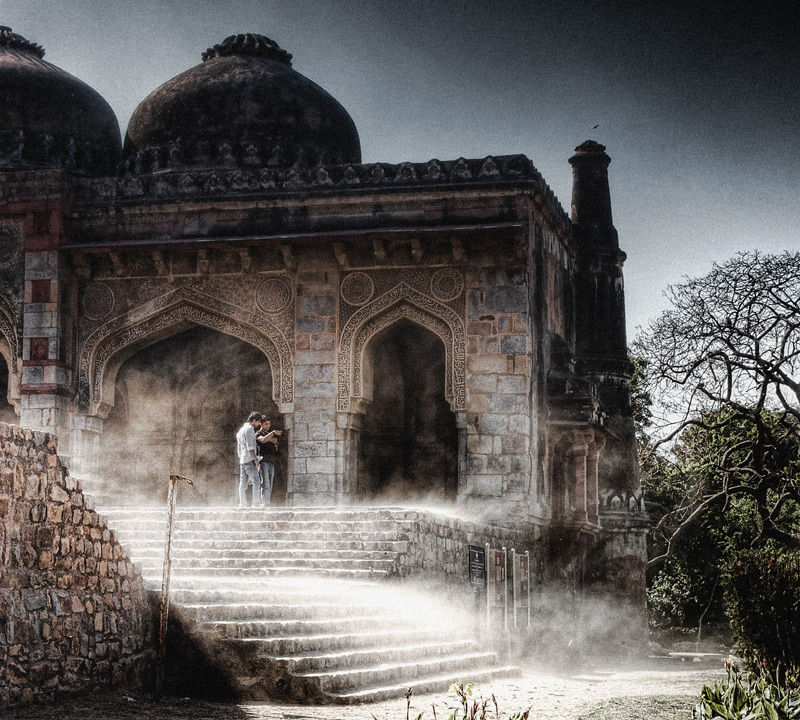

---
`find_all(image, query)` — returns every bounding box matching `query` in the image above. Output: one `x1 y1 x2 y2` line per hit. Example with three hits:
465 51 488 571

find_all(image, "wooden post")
155 473 193 699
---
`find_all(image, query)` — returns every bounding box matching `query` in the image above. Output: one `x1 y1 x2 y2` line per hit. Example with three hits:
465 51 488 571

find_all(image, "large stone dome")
123 34 362 173
0 27 121 176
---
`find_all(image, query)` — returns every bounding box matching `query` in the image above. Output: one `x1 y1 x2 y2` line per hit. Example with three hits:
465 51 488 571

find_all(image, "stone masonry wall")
394 509 543 583
0 423 155 708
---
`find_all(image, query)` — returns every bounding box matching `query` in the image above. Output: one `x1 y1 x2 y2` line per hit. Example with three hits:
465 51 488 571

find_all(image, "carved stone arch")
79 295 293 417
0 296 21 415
0 296 19 374
338 282 466 412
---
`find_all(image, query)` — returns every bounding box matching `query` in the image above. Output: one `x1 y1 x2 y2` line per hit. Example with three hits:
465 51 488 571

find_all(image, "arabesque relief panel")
338 268 466 412
76 274 295 414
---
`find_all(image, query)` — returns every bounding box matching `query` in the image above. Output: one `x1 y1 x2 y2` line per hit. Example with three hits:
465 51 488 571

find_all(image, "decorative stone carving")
178 174 197 193
395 162 417 183
338 281 466 412
353 302 456 407
425 160 444 181
453 158 471 179
340 272 374 306
256 276 293 314
0 220 22 266
82 282 115 320
71 156 569 231
431 268 464 302
479 156 500 177
78 286 294 414
0 298 19 372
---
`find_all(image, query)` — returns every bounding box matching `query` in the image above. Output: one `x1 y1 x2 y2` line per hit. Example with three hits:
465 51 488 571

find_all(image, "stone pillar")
69 415 104 480
336 410 361 498
570 431 590 523
287 267 340 505
586 433 604 525
18 209 76 452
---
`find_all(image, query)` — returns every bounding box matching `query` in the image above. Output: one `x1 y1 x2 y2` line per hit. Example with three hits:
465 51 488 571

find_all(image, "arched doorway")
100 326 286 505
358 319 457 501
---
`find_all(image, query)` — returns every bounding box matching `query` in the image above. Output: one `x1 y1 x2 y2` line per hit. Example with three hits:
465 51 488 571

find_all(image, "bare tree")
634 251 800 569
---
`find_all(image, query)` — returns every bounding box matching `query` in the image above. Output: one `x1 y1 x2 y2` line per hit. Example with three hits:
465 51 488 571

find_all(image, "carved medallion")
0 222 21 266
341 272 374 306
431 268 464 302
82 282 115 320
256 276 293 314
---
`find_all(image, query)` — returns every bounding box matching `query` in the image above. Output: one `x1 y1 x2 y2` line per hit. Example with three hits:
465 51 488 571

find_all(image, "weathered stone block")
500 335 527 354
296 317 327 333
467 355 507 374
485 286 527 313
487 393 519 413
467 435 493 454
305 456 336 474
477 414 509 435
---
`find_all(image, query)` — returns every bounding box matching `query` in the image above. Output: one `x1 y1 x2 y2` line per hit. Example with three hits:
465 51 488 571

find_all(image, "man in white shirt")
236 411 263 508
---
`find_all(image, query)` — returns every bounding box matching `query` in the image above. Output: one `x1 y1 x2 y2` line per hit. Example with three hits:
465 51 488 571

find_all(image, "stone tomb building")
0 29 647 594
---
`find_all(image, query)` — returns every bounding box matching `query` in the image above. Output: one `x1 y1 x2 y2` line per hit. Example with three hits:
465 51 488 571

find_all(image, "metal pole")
511 548 517 630
155 474 193 699
526 550 531 629
502 546 508 630
485 542 491 629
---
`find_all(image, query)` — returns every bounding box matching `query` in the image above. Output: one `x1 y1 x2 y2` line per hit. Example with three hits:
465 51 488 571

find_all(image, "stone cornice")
69 154 569 226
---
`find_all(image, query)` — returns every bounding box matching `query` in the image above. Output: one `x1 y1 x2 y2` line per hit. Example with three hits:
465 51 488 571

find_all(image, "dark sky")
3 0 798 335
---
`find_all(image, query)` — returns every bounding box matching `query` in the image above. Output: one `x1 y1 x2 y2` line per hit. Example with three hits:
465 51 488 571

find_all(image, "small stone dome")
0 27 121 175
123 34 362 173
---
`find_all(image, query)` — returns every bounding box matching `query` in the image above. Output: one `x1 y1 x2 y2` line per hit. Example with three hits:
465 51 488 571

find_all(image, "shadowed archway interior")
0 358 16 424
358 319 457 501
100 326 285 505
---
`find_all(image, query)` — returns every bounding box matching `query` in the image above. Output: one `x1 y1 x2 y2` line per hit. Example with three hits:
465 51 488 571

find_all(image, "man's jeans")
260 461 275 506
239 460 261 508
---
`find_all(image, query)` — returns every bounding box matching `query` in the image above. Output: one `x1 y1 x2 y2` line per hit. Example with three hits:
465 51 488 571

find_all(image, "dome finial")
201 34 292 65
0 26 45 58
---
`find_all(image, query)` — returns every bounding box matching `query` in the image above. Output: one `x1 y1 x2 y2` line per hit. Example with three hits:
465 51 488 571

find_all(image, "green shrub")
696 661 800 719
727 550 800 682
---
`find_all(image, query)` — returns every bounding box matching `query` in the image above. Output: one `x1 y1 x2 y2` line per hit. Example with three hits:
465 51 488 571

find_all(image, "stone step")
140 555 396 568
325 665 522 705
232 628 449 656
181 602 403 622
295 651 501 695
138 566 392 581
267 639 479 674
102 506 417 521
96 503 519 704
116 529 406 544
203 614 417 639
121 548 400 561
154 575 386 592
171 585 388 605
106 517 413 532
120 538 406 552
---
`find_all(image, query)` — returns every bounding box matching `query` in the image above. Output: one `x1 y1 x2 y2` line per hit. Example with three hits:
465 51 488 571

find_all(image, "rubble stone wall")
0 423 155 708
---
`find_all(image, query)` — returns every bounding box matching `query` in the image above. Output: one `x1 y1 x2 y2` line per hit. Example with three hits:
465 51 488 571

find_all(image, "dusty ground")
3 657 724 720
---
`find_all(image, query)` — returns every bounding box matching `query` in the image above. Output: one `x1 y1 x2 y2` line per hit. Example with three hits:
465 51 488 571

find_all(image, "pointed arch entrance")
100 326 286 505
337 282 466 503
357 319 458 501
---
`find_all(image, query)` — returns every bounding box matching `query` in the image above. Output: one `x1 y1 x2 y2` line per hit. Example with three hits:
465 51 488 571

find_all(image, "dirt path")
4 658 724 720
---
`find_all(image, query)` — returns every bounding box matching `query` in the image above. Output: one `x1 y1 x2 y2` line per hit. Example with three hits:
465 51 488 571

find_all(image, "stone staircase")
100 506 519 703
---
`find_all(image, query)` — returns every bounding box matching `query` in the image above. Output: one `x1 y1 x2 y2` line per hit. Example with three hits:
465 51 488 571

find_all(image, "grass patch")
576 694 698 720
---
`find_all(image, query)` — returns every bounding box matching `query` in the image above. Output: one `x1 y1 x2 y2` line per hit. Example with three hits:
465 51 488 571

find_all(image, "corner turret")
570 141 628 371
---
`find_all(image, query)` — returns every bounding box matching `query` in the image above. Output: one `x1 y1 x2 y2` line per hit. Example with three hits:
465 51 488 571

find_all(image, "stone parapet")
0 423 155 708
391 508 542 583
